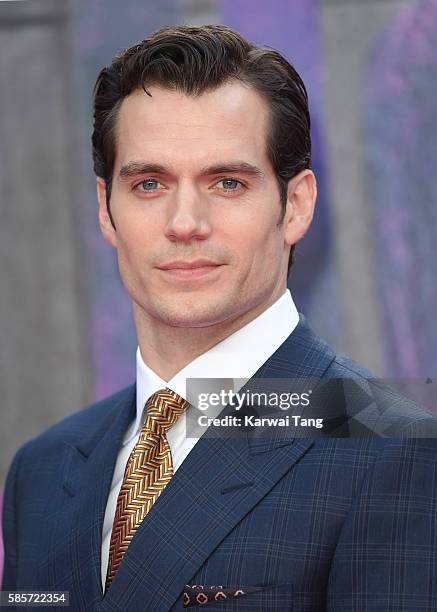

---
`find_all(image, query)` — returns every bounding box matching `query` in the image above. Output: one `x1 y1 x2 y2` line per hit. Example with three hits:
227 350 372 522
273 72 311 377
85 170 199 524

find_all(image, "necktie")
105 387 189 591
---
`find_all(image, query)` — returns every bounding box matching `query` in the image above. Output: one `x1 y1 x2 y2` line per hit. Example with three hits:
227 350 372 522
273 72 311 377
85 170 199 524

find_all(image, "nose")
164 181 212 243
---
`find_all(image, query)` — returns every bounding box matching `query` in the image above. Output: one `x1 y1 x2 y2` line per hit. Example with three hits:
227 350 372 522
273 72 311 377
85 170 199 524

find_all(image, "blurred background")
1 0 436 575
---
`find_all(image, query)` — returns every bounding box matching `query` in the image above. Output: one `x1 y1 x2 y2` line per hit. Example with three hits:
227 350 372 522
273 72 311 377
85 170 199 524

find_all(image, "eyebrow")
118 161 266 181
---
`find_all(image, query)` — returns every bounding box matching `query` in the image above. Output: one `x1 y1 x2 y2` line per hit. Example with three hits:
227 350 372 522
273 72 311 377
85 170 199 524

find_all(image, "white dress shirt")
100 289 299 591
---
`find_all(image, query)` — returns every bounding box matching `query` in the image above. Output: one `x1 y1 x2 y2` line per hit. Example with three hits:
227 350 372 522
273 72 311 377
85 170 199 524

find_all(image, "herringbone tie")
105 388 189 591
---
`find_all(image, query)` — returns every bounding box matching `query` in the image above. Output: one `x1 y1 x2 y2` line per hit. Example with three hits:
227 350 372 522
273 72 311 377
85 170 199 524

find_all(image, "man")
2 24 437 612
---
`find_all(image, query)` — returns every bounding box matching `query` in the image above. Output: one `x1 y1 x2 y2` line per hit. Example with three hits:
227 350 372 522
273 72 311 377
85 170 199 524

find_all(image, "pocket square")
183 584 264 607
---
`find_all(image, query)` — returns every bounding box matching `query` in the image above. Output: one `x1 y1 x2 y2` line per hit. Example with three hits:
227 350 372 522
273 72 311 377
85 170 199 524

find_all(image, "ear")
96 177 117 249
283 169 317 247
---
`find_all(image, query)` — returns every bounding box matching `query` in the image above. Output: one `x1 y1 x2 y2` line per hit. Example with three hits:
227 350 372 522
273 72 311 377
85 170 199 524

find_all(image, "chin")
158 311 225 328
152 299 234 328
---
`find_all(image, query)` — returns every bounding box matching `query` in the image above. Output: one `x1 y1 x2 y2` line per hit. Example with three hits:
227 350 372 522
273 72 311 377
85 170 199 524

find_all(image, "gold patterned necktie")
105 387 189 591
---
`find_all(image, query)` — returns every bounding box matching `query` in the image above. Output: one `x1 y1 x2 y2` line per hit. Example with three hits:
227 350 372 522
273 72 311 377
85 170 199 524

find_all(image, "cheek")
118 228 144 260
115 214 159 261
231 216 283 268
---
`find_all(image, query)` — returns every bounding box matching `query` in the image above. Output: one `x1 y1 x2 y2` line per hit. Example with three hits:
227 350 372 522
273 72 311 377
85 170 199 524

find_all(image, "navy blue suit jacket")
2 315 437 611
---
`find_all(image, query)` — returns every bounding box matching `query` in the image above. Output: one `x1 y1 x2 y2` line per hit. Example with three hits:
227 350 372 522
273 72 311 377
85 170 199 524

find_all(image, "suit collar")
244 312 335 454
72 383 136 462
65 312 335 460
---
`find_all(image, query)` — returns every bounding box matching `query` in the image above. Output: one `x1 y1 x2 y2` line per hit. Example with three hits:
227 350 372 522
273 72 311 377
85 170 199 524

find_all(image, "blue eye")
138 179 161 191
217 179 242 191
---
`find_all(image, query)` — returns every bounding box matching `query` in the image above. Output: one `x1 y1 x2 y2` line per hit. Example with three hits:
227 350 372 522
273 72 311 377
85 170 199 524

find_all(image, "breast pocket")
180 582 295 611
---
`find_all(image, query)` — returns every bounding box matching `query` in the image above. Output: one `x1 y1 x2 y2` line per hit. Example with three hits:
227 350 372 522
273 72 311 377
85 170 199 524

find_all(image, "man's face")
98 81 309 329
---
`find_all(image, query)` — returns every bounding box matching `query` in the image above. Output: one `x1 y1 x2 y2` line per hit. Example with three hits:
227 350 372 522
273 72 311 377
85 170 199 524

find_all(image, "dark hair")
92 24 311 276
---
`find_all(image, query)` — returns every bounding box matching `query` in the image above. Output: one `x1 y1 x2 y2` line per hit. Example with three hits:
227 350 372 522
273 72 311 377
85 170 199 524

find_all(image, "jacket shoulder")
322 352 437 436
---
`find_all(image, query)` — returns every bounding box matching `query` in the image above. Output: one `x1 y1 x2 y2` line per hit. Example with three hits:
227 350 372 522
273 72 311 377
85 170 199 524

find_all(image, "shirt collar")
124 288 299 444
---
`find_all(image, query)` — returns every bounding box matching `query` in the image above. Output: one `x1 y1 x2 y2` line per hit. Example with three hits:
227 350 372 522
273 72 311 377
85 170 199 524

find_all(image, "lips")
157 260 224 281
158 260 221 270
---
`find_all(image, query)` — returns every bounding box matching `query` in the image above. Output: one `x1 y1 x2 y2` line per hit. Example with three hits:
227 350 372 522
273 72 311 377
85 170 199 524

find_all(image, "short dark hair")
92 24 311 276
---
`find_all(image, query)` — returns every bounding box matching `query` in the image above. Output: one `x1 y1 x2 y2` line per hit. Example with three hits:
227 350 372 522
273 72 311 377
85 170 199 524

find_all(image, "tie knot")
144 388 189 433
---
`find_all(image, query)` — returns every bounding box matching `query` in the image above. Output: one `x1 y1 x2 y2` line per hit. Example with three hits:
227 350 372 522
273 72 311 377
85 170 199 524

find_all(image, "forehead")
113 81 272 172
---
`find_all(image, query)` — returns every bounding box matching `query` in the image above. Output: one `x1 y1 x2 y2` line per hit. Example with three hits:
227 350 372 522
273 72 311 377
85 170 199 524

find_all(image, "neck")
134 288 287 381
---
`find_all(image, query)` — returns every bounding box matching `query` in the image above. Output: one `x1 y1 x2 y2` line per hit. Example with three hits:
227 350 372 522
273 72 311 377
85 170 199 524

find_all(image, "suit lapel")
101 314 336 611
38 385 136 606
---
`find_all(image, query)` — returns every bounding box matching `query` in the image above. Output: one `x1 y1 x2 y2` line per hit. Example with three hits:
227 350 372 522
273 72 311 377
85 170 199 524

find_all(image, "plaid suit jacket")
2 314 437 611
